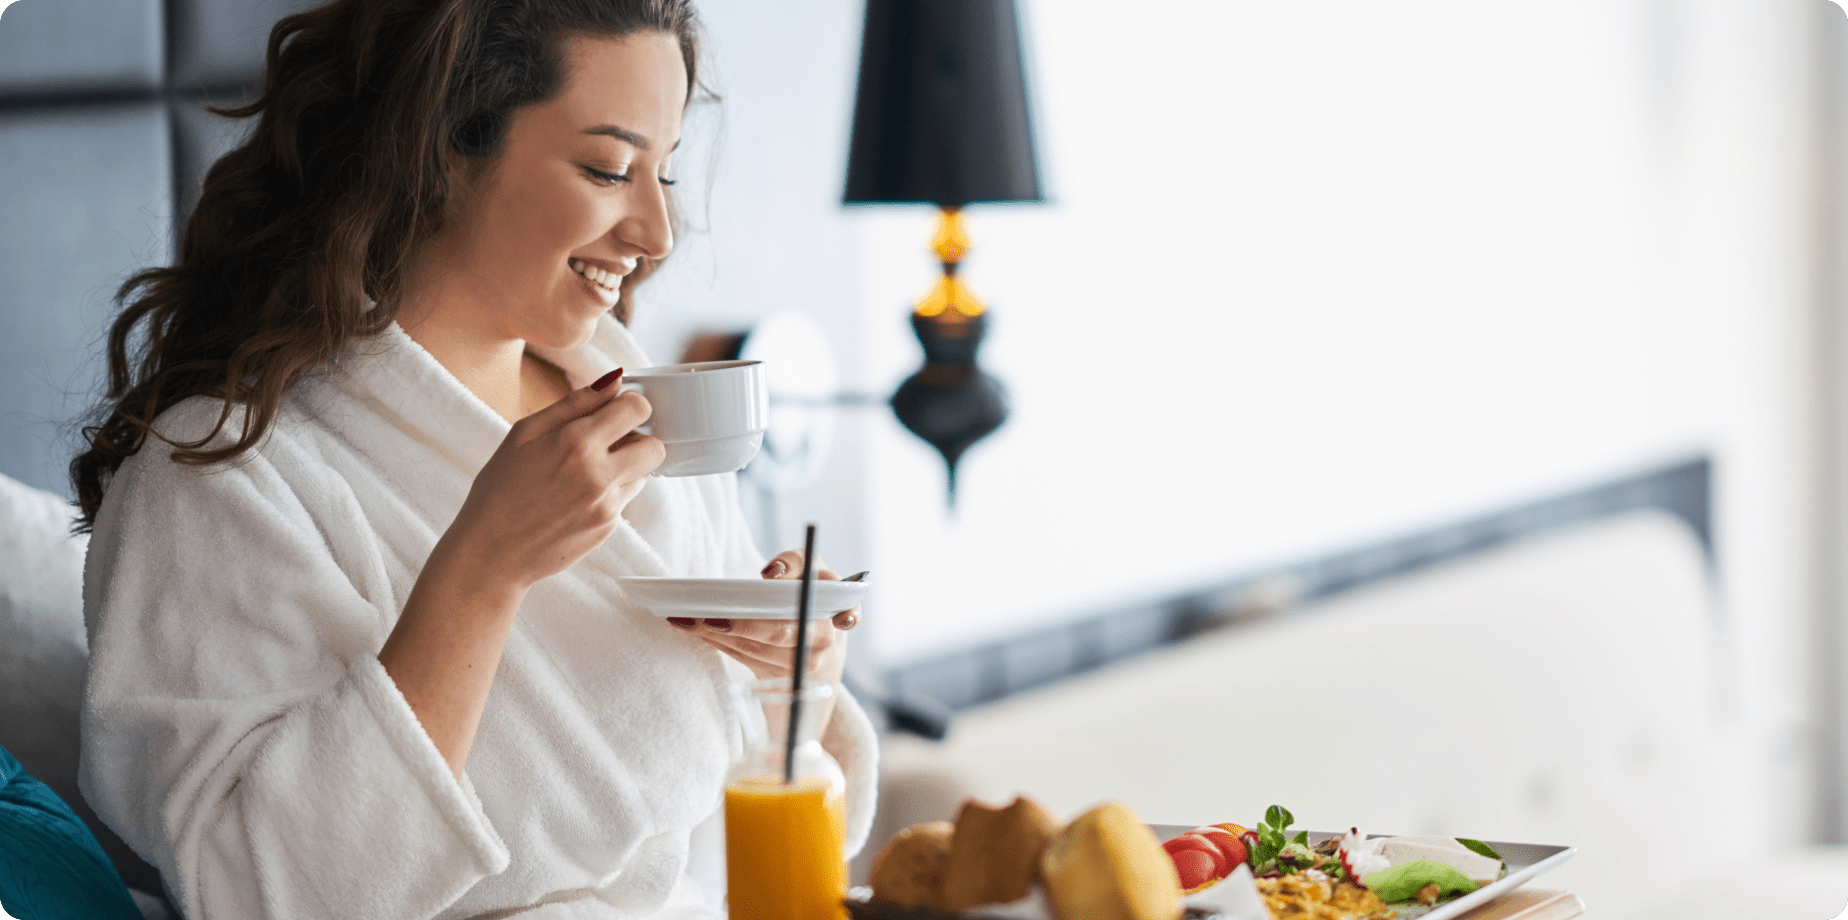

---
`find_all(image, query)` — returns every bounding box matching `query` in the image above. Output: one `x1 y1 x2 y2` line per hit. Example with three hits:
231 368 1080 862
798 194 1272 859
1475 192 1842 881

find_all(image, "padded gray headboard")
0 0 313 498
0 1 321 894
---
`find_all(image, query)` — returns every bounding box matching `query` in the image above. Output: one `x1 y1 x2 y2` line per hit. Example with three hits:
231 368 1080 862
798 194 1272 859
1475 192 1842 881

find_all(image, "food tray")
846 828 1574 920
1151 825 1576 920
844 899 1223 920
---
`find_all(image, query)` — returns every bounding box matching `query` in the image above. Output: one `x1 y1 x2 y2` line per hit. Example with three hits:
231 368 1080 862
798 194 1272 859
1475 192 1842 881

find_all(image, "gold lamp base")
891 208 1009 507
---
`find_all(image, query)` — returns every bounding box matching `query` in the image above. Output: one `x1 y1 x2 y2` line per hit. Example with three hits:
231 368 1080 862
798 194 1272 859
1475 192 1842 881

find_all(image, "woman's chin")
529 319 601 352
524 295 611 351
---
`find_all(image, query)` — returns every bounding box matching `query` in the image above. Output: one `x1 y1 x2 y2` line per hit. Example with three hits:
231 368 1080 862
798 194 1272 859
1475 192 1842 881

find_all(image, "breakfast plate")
1150 825 1575 920
617 576 868 620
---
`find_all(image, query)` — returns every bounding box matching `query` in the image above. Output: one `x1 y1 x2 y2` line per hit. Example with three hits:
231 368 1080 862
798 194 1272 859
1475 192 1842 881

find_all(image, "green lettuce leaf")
1361 860 1480 902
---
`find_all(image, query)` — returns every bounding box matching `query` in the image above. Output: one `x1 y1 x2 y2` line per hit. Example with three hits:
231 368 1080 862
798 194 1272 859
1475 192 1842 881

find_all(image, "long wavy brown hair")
71 0 702 529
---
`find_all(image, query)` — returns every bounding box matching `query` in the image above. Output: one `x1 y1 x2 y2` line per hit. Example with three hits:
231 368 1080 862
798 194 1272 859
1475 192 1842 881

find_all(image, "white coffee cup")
621 360 769 477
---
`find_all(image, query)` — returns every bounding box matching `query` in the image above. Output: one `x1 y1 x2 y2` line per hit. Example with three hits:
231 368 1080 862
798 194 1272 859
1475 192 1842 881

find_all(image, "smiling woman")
65 2 875 919
71 0 700 501
396 31 686 421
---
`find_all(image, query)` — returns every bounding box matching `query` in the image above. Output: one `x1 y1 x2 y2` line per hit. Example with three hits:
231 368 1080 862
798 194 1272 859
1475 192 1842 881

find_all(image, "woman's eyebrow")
583 124 651 149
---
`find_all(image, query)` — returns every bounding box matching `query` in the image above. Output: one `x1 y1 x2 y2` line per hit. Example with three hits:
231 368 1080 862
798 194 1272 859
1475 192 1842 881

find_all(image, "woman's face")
430 32 686 349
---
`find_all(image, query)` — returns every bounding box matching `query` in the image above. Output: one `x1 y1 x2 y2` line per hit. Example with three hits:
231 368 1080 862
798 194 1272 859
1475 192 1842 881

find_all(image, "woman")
70 1 875 918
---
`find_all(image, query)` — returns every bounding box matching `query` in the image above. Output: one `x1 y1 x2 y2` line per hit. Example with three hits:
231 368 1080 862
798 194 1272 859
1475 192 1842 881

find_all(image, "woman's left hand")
666 549 857 684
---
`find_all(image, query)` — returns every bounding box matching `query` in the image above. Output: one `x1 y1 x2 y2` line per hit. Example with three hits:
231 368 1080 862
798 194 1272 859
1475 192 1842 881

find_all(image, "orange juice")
725 775 847 920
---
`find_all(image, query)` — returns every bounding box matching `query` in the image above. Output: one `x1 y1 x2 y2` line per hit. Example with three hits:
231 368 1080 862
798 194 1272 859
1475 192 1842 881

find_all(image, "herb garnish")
1248 805 1347 879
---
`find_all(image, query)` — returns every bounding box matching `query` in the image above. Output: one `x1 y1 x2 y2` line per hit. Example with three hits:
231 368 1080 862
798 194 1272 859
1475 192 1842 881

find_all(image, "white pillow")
0 471 88 834
0 472 172 906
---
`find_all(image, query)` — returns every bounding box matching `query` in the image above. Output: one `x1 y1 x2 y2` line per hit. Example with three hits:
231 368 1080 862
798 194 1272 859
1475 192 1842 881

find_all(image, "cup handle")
617 378 652 436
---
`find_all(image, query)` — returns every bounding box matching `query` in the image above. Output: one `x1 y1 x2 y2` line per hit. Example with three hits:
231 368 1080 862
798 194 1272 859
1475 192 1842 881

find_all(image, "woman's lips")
573 267 618 306
569 257 626 291
569 257 631 306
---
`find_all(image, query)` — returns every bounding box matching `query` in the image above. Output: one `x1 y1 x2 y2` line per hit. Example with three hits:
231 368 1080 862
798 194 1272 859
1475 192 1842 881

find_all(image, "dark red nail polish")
761 560 786 578
667 617 696 629
592 368 624 391
704 618 732 632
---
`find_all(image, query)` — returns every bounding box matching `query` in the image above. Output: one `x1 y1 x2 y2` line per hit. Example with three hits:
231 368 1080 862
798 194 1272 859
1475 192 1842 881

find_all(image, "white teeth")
570 259 621 293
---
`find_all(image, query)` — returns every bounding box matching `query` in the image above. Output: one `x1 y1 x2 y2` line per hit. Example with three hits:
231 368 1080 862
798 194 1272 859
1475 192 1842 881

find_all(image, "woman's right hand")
385 368 659 777
442 369 664 590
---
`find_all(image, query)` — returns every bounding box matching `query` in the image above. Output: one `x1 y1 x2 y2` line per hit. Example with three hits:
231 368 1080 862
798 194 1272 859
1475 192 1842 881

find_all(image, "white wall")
855 0 1706 662
670 0 1834 842
845 0 1828 840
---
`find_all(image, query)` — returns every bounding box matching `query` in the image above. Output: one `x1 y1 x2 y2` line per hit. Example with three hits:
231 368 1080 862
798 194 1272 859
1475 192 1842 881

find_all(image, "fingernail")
667 617 696 629
761 560 787 578
836 613 859 631
592 368 624 391
703 618 732 632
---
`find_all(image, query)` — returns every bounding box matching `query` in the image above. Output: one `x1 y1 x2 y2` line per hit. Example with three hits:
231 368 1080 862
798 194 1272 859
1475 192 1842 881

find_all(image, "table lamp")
844 0 1042 506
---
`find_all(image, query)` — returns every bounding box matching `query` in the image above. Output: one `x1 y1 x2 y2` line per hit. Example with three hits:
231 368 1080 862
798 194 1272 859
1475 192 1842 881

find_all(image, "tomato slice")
1194 827 1249 869
1169 847 1221 891
1162 821 1257 893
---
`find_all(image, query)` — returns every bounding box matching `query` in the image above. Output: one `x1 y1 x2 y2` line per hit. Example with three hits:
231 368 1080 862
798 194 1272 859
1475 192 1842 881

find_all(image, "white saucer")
617 577 868 620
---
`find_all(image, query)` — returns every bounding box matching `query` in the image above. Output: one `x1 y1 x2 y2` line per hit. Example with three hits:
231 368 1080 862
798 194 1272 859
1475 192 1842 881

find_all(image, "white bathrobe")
77 316 877 920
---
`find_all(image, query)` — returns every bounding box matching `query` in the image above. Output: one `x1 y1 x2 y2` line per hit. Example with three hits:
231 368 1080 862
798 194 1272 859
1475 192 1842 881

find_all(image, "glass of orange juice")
725 678 847 920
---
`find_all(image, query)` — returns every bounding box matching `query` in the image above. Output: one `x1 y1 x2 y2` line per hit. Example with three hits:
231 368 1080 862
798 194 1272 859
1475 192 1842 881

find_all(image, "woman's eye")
585 166 630 186
659 174 678 187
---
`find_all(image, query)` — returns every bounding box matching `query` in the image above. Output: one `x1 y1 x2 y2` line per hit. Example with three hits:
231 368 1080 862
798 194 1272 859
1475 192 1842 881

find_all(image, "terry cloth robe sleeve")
79 402 509 920
823 681 880 857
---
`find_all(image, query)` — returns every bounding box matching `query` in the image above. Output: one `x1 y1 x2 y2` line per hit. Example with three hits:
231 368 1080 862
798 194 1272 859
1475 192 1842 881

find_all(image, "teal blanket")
0 746 143 920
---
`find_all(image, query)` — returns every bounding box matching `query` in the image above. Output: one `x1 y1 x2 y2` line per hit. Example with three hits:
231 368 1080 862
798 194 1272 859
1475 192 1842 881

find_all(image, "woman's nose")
616 181 674 260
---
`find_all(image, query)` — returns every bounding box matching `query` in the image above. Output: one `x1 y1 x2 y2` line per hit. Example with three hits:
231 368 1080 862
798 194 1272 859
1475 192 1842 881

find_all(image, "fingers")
703 617 802 647
513 367 627 435
666 613 853 683
760 551 801 579
548 386 661 482
509 369 665 485
681 628 843 676
756 550 856 632
568 388 654 451
760 551 837 581
605 430 666 481
665 615 851 645
608 471 649 510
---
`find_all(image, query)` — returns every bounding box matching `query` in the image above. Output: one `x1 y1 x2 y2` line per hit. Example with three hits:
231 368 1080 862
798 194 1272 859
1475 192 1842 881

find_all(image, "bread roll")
941 796 1063 909
1039 802 1183 920
869 821 955 907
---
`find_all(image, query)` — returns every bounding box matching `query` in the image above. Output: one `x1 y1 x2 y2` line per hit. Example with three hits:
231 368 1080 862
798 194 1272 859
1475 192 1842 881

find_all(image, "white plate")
617 576 868 620
1150 826 1575 920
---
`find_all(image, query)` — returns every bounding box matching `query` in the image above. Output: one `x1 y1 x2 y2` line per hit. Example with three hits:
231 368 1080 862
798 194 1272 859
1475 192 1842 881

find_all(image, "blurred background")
7 0 1848 916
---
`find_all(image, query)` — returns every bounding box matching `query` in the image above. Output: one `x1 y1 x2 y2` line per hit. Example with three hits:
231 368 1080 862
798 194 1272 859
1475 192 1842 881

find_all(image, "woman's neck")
397 257 532 424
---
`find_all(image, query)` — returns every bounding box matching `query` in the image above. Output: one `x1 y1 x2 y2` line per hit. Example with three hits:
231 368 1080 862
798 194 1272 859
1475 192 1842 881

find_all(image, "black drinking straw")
783 523 818 784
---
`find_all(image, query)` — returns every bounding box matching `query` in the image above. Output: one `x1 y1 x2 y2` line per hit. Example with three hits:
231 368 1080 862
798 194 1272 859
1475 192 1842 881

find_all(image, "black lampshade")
844 0 1042 207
